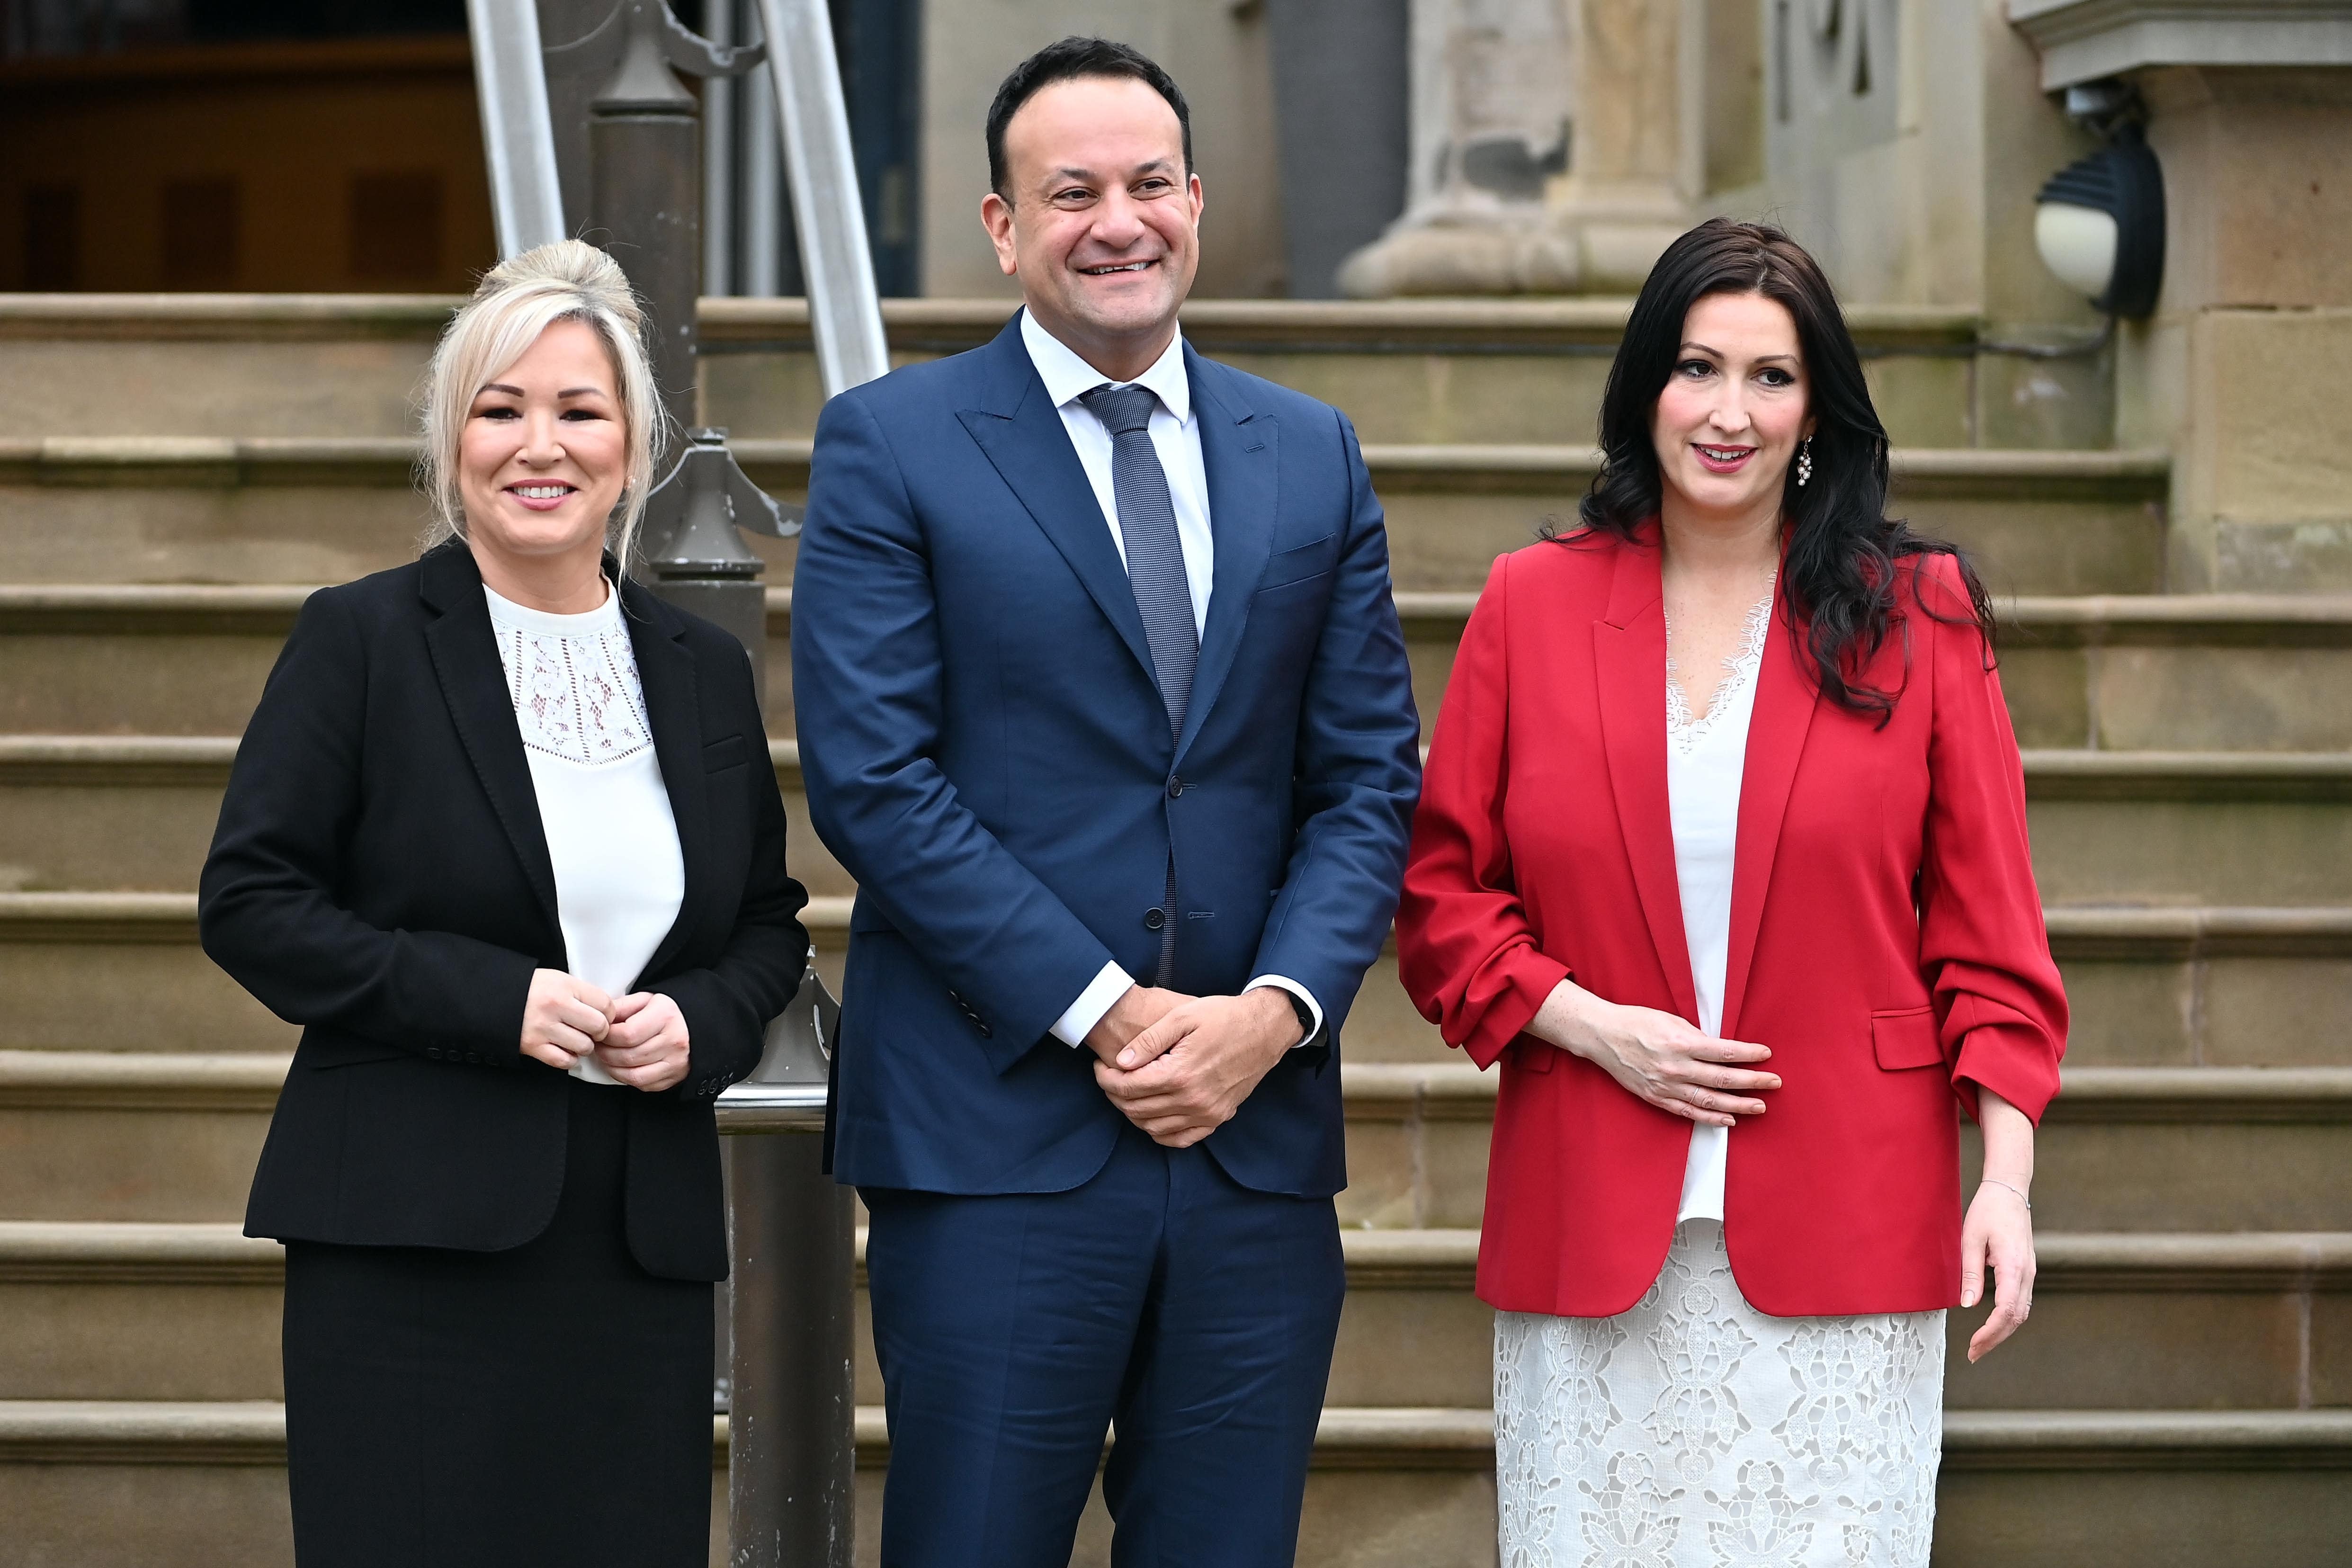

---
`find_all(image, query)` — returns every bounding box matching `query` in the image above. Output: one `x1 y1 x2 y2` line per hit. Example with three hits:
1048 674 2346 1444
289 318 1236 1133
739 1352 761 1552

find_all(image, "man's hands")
521 969 614 1070
1082 985 1194 1069
518 970 691 1093
1092 986 1303 1148
597 992 692 1093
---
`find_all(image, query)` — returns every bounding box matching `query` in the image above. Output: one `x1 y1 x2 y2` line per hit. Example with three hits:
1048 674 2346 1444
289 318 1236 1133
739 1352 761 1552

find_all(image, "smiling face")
1650 290 1816 529
980 74 1201 379
456 317 626 602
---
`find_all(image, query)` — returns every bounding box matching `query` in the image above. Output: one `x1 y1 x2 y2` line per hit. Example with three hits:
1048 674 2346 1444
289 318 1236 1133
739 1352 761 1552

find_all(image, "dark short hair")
985 37 1193 199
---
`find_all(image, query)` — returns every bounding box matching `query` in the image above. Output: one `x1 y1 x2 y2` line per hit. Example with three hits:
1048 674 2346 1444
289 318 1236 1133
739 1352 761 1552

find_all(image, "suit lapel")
1592 533 1700 1023
956 319 1160 691
419 543 562 939
1720 598 1819 1041
1179 351 1274 764
621 578 712 983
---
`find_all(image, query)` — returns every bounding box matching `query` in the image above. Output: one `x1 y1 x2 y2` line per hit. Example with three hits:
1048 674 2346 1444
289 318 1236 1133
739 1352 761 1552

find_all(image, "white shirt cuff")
1050 961 1135 1048
1247 975 1323 1047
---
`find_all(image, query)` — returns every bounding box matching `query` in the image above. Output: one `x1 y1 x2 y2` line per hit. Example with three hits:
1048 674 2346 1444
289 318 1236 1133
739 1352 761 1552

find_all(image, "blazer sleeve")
654 638 812 1098
1247 409 1425 1042
197 588 539 1063
1914 555 2069 1121
791 389 1122 1061
1395 553 1572 1069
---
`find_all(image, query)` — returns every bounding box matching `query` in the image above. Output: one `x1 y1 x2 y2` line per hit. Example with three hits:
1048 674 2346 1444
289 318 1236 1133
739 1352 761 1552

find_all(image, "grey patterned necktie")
1078 382 1197 983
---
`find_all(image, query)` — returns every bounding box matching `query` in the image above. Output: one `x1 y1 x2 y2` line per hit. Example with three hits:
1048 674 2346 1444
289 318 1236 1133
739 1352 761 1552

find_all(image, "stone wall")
916 0 1288 300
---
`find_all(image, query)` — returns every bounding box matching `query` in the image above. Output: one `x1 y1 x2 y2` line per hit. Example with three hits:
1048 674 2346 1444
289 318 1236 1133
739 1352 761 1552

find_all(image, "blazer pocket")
1870 1006 1945 1071
1257 533 1338 593
702 734 749 773
1511 1036 1557 1074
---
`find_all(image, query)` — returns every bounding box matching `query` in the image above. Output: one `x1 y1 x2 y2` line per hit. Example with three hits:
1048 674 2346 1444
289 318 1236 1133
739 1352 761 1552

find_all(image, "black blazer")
200 541 809 1281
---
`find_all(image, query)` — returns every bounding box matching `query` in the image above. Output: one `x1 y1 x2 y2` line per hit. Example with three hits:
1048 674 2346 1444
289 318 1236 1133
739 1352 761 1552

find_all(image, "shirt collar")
1019 307 1191 426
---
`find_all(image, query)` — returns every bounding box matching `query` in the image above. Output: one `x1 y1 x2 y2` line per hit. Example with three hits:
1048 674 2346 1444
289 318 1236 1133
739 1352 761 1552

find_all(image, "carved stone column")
1541 0 1694 291
1341 0 1696 296
1337 0 1579 296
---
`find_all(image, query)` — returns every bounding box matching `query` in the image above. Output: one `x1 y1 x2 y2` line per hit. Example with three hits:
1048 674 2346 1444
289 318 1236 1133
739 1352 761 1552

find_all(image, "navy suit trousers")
861 1121 1346 1568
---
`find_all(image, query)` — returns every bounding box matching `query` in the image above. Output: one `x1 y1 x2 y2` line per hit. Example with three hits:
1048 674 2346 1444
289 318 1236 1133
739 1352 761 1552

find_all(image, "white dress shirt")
1664 587 1774 1221
485 581 686 1085
1018 311 1323 1050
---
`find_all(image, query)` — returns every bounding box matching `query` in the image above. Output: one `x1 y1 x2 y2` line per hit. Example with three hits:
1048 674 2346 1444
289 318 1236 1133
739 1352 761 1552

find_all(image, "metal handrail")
755 0 890 393
465 0 568 256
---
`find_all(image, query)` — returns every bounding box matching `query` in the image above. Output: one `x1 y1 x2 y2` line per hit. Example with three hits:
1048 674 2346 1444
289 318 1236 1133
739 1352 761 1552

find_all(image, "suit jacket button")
426 1048 442 1060
1144 908 1165 931
1167 778 1185 797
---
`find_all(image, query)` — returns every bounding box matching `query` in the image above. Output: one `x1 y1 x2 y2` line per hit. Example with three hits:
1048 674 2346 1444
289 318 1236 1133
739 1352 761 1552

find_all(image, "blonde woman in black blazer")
199 242 808 1567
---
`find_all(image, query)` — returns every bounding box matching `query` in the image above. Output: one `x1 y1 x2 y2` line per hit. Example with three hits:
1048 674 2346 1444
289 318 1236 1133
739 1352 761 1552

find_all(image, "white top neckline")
1665 576 1775 1222
484 579 656 771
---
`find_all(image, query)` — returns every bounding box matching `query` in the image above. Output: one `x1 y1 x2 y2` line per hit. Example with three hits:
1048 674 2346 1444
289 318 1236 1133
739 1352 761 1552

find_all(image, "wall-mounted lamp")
2034 124 2165 317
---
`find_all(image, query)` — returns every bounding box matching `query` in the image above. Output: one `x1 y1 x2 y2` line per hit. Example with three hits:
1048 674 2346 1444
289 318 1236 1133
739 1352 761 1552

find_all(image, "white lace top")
486 582 686 1085
1665 580 1774 1221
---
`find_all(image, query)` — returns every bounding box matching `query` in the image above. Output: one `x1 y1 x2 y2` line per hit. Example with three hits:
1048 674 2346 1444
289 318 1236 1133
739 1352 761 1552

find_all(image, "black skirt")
281 1077 715 1568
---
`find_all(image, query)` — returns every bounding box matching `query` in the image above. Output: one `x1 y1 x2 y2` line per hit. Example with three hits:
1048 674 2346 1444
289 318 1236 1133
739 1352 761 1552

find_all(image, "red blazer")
1395 530 2066 1317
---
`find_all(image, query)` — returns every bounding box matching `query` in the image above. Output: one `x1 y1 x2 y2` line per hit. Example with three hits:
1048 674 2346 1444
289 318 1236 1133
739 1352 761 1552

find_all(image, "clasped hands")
1083 984 1304 1147
519 968 691 1092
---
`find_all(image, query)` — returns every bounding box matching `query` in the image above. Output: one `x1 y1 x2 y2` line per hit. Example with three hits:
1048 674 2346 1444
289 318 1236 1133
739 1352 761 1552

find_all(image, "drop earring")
1796 437 1814 489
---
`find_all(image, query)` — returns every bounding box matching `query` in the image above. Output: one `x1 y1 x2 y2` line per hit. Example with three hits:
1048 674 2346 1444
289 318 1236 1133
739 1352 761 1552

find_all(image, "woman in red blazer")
1396 220 2066 1567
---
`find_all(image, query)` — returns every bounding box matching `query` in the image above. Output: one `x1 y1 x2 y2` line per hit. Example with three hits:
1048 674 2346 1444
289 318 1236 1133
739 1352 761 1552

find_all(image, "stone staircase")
0 296 2347 1567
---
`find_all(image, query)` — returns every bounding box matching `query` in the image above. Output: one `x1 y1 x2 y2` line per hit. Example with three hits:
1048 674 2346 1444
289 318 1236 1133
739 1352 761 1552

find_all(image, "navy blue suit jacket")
793 316 1421 1198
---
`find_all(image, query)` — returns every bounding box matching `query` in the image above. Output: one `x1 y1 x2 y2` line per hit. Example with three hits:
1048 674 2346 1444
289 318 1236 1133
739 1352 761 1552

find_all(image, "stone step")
0 437 2164 598
0 889 2345 1066
0 892 855 1057
6 1221 2342 1417
7 736 2349 913
8 1042 2347 1234
9 585 2345 755
1344 1062 2352 1234
0 1398 2343 1568
0 1222 1488 1411
0 295 1985 449
1399 590 2352 752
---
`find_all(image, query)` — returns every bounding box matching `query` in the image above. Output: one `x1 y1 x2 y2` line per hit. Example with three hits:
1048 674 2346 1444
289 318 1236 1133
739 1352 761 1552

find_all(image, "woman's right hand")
1526 978 1780 1127
520 968 615 1070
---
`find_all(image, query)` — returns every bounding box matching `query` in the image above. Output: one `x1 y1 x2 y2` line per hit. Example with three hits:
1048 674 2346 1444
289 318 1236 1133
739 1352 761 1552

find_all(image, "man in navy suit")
793 36 1421 1567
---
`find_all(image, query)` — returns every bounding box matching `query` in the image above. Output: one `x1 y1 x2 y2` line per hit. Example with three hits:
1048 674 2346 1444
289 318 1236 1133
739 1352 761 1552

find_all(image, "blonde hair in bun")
417 239 669 567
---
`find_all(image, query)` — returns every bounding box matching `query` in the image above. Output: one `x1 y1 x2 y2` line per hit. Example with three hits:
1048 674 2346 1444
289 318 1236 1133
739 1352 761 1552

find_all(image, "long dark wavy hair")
1556 218 1994 719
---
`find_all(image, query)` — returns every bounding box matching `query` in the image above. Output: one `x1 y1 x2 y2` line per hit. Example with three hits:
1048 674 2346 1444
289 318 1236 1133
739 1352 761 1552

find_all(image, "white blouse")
1665 581 1774 1221
485 582 686 1085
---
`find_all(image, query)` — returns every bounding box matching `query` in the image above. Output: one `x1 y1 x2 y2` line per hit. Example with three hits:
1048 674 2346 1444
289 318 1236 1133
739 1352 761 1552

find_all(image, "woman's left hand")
597 992 691 1092
1960 1178 2036 1362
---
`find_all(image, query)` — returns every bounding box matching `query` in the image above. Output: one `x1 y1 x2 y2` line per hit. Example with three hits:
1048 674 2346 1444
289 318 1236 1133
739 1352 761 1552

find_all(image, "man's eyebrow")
1042 157 1175 185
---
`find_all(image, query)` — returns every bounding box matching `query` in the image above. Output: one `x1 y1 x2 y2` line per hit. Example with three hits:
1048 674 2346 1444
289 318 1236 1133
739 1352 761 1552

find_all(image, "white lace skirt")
1493 1221 1944 1568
